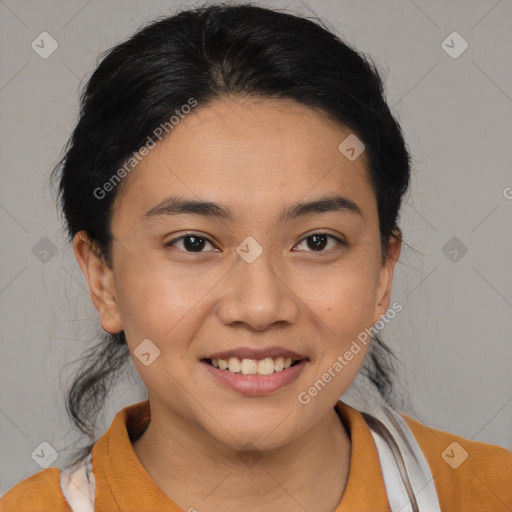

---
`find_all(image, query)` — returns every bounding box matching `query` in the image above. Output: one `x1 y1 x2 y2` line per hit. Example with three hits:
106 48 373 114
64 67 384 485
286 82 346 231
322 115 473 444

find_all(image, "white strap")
59 454 95 512
365 406 442 512
370 426 416 511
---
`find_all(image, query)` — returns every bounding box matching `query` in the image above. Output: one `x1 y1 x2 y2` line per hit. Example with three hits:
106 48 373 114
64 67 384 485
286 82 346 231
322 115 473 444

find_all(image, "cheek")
113 256 209 343
307 266 376 392
303 253 379 328
296 262 379 391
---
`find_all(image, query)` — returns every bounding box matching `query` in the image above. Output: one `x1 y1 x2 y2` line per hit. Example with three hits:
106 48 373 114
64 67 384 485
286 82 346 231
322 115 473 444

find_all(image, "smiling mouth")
202 356 307 376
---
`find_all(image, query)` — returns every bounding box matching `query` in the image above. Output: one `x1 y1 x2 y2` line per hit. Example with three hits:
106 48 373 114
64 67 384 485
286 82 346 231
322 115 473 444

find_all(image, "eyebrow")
141 194 363 223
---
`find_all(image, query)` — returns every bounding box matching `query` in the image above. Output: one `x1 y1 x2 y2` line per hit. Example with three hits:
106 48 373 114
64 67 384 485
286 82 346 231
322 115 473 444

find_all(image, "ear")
373 231 402 324
72 231 123 334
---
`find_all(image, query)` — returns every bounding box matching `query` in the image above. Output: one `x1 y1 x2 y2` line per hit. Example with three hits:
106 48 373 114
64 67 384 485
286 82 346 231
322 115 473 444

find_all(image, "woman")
1 3 510 511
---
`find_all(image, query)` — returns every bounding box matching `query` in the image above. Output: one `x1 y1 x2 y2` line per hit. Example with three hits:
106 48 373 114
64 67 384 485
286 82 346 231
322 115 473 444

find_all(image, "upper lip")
202 346 309 361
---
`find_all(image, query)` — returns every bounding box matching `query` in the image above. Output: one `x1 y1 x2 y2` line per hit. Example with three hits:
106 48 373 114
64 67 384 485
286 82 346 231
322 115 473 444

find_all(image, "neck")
132 400 351 512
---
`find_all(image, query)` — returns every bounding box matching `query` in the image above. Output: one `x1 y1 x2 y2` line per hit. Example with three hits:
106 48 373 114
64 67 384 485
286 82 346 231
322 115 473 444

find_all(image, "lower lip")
200 359 309 395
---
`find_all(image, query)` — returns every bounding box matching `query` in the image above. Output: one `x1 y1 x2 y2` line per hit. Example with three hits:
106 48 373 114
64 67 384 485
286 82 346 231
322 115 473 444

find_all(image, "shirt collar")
92 399 389 511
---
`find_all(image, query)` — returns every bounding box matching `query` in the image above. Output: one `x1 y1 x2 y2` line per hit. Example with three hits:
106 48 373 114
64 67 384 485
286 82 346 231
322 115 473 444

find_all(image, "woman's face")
75 97 400 450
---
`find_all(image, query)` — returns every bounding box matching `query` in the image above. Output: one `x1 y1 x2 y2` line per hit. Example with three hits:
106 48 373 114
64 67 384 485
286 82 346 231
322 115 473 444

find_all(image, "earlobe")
72 231 124 334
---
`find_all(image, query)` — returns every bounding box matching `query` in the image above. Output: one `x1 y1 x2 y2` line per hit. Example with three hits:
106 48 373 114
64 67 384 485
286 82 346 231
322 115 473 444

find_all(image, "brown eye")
166 234 216 253
294 233 343 252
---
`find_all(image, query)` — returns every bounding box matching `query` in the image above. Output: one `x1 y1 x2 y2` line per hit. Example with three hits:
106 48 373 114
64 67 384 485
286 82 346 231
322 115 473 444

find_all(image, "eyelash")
164 232 345 254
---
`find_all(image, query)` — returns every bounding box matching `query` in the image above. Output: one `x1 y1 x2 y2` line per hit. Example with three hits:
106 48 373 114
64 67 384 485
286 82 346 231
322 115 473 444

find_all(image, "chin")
208 416 302 453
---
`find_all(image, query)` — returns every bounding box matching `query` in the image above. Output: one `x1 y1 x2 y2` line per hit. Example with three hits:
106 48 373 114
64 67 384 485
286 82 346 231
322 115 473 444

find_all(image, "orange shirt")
1 399 511 511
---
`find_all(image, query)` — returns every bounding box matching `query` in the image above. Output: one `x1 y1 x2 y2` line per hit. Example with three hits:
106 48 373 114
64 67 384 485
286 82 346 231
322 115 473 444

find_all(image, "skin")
74 97 401 512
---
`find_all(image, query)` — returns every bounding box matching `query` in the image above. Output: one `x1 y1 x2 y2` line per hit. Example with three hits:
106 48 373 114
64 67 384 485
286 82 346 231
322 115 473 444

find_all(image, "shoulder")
401 412 512 510
0 468 70 512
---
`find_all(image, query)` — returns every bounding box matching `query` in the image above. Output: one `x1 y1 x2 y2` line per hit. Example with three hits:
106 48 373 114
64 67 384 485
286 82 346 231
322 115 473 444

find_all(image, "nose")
216 252 300 331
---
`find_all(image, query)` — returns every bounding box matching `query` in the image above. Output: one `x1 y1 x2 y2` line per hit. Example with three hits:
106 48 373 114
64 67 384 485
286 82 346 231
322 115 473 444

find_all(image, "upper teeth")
211 357 296 375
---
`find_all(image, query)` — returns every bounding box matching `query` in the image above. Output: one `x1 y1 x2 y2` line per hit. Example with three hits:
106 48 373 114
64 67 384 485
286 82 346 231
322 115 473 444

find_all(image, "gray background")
1 0 511 494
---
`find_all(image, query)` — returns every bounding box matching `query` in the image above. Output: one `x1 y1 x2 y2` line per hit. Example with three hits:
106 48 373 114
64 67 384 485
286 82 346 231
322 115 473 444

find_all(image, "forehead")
112 97 375 223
